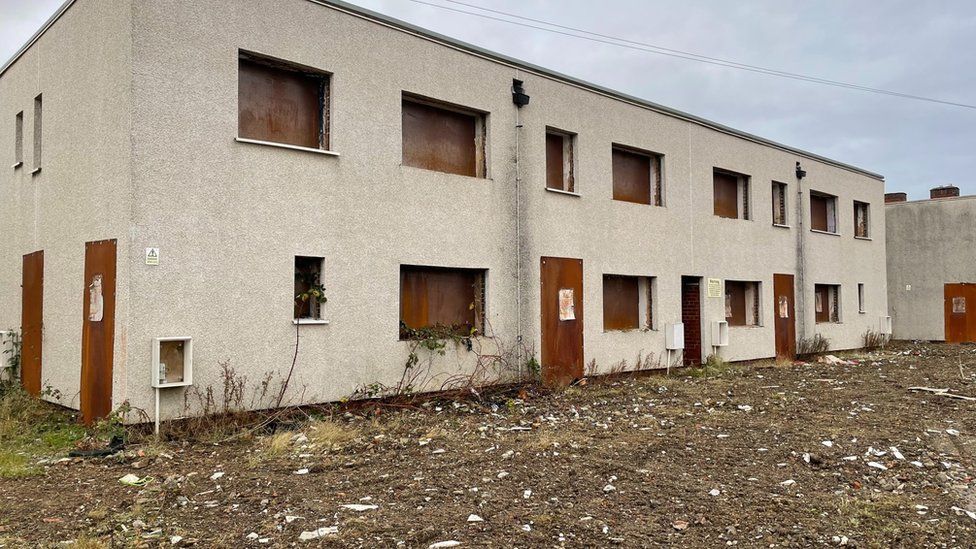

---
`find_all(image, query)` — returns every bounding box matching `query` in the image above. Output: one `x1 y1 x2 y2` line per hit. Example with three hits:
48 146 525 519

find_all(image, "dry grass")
308 418 359 447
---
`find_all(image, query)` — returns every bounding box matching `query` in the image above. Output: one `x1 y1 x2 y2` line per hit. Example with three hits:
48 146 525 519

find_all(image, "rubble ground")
3 342 976 547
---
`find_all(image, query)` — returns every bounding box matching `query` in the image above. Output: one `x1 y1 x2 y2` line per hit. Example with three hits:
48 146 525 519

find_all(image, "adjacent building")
0 0 888 423
886 186 976 342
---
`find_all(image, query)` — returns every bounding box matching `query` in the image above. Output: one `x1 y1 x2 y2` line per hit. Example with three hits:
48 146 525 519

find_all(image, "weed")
862 329 890 350
797 334 831 356
687 354 739 378
0 387 86 477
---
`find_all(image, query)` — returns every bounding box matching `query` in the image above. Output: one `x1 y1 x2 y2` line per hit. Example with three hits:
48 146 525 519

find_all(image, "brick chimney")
884 192 907 203
930 185 960 199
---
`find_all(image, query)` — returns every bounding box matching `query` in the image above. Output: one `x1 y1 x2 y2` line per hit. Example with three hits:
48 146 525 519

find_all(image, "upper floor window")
854 201 870 238
546 128 575 193
14 111 23 168
32 95 42 174
772 181 788 226
713 168 750 219
612 145 663 206
810 191 838 233
402 94 486 178
238 52 330 150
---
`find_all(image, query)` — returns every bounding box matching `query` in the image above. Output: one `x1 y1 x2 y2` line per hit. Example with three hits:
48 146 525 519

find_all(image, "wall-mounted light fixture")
512 79 530 108
795 161 807 180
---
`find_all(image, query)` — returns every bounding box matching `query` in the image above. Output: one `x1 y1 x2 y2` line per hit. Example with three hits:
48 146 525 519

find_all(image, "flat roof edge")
314 0 884 181
0 0 77 78
886 195 976 206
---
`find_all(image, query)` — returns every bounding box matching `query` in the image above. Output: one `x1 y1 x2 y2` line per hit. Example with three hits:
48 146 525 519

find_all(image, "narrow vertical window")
854 201 870 238
294 256 325 320
713 168 750 220
545 129 575 193
32 95 42 173
612 145 663 206
14 111 24 168
858 283 865 313
772 181 788 225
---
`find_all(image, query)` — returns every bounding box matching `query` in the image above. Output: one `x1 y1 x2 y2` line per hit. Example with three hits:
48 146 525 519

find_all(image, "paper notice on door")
778 295 789 318
953 297 966 314
88 275 104 322
558 288 575 321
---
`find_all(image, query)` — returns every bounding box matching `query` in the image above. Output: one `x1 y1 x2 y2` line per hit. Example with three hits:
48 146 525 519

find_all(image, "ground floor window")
294 256 325 320
725 280 761 326
602 274 656 331
399 265 485 338
815 284 841 323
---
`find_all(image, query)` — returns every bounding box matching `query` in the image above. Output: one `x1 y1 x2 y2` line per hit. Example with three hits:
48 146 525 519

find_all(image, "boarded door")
80 239 117 425
540 257 583 386
945 283 976 344
681 277 702 365
21 251 43 396
773 274 796 360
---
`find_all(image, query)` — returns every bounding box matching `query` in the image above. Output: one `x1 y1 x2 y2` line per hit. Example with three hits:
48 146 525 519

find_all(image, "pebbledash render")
0 0 888 423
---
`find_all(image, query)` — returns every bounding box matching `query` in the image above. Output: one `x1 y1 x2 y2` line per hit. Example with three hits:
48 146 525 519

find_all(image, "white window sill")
729 324 764 328
854 236 872 241
772 223 790 229
236 137 339 157
12 161 23 169
293 318 330 325
30 167 41 176
810 229 840 236
546 187 581 198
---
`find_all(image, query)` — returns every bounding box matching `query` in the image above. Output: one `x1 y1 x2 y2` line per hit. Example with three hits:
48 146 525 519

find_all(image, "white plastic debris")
523 489 532 499
779 479 796 486
737 405 753 412
946 429 960 437
467 514 484 523
822 440 834 447
246 533 259 540
432 449 446 454
709 488 720 496
841 456 858 461
889 447 905 460
867 461 888 471
497 471 509 479
285 516 302 523
951 506 976 520
299 526 338 541
501 450 515 459
910 461 924 468
209 472 224 481
294 468 309 475
603 484 616 493
429 542 462 549
341 504 378 512
170 535 183 545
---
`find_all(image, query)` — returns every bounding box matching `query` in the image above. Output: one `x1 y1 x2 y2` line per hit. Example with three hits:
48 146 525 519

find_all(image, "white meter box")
711 321 729 347
665 323 684 350
879 316 892 335
152 337 193 388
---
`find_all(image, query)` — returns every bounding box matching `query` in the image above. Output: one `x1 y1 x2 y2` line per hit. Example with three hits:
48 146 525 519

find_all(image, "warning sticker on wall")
778 295 790 318
953 297 966 314
706 278 722 298
145 247 160 266
558 289 576 321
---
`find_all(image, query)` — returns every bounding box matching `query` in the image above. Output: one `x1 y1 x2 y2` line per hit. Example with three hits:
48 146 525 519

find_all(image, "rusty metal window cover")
713 168 750 219
815 284 841 323
810 191 838 233
725 280 761 326
238 52 330 150
612 145 663 206
399 265 486 338
402 94 486 178
854 201 870 238
546 128 575 193
603 275 655 331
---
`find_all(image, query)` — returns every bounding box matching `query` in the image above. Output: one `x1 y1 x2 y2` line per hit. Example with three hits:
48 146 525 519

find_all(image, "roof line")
313 0 883 180
1 0 884 180
0 0 77 78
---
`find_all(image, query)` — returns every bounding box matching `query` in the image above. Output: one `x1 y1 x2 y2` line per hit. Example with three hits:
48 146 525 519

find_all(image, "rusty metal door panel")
773 274 796 360
21 251 43 396
80 239 117 425
611 148 651 204
540 257 583 386
713 172 739 218
238 59 323 149
602 275 639 331
545 133 564 190
402 99 478 177
681 277 702 365
945 283 976 343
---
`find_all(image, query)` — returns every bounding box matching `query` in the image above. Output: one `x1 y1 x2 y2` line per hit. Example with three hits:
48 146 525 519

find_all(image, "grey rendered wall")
0 0 132 410
886 197 976 340
123 0 887 418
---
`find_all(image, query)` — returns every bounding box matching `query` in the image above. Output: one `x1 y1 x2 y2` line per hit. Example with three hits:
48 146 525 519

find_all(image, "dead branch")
908 386 976 402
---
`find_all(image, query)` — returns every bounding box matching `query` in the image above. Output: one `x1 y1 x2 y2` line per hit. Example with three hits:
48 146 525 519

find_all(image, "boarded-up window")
14 111 23 167
546 129 575 192
858 283 865 313
294 256 324 319
238 54 329 149
400 266 485 338
32 95 42 171
603 275 655 331
402 95 485 178
772 181 787 225
814 284 841 323
854 201 869 238
725 280 761 326
810 192 837 233
714 169 750 219
612 146 663 206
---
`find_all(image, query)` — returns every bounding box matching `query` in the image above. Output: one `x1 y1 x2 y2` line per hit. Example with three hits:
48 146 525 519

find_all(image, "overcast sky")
3 0 974 199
